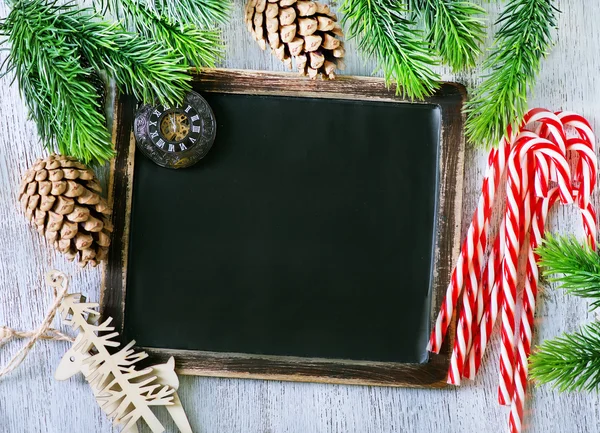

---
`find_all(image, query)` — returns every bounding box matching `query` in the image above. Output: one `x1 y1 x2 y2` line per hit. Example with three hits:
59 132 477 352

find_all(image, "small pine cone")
244 0 346 79
18 154 112 267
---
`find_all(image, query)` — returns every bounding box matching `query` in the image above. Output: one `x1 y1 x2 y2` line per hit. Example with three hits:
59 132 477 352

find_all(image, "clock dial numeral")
135 90 216 168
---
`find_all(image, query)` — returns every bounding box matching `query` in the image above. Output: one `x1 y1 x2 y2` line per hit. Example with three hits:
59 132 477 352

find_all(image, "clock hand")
170 114 177 133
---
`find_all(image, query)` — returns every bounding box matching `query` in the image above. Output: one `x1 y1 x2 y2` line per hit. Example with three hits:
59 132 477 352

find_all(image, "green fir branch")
537 234 600 310
55 5 192 105
419 0 486 71
464 0 558 148
0 0 113 164
530 321 600 392
117 0 223 68
154 0 230 28
529 235 600 392
340 0 440 100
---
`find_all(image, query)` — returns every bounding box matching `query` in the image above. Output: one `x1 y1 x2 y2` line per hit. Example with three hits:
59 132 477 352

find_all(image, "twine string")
0 270 74 379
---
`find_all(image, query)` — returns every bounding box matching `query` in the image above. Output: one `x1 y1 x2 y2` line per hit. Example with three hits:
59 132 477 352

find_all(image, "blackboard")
103 69 466 388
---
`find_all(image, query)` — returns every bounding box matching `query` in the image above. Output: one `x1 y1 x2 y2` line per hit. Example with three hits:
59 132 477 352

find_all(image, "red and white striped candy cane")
455 151 534 383
462 214 505 380
498 136 573 405
464 159 536 381
458 114 564 381
508 188 560 433
429 139 512 354
567 138 598 249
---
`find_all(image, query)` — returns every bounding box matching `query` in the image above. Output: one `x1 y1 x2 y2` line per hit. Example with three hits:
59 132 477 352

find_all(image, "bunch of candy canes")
428 108 597 433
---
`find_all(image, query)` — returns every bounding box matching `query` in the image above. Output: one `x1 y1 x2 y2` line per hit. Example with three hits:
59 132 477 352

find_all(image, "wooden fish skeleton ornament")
50 271 193 433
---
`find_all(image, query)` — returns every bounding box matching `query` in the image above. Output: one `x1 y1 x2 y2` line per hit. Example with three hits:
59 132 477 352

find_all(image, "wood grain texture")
104 70 465 388
1 0 599 432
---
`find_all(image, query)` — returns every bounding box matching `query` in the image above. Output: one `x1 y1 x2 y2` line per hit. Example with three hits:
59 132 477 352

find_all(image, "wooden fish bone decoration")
54 290 193 433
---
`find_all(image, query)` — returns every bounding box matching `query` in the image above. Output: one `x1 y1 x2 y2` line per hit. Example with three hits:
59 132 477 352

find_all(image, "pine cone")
18 154 112 267
244 0 346 79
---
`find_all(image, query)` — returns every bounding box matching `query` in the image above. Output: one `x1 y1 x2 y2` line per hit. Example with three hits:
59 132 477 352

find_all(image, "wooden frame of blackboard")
101 68 466 388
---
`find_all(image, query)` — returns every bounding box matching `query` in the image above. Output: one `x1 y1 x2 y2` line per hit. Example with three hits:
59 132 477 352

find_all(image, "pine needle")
340 0 440 100
154 0 231 28
0 0 194 164
115 0 224 68
528 234 600 392
464 0 558 148
0 0 113 165
537 234 600 310
530 321 600 392
98 0 224 68
415 0 486 71
61 13 192 106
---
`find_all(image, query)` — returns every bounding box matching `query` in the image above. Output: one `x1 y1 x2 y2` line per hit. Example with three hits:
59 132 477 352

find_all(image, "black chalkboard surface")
104 69 466 388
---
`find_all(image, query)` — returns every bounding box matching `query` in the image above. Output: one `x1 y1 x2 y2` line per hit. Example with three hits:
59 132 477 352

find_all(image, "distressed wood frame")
101 68 466 388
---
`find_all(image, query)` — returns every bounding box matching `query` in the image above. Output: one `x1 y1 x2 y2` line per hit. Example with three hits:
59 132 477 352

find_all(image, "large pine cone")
244 0 346 79
18 154 112 267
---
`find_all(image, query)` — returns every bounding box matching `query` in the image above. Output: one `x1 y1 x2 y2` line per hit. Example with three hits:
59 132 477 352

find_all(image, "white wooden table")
1 1 598 432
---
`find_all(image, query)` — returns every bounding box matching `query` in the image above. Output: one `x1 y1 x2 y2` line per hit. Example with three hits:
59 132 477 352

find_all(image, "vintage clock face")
133 91 217 169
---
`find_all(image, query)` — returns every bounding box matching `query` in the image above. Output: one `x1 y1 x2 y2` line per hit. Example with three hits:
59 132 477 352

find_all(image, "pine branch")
530 321 600 392
464 0 558 148
340 0 440 100
0 0 113 165
154 0 230 28
112 0 224 68
529 235 600 392
53 6 192 106
537 234 600 309
419 0 486 71
405 0 486 70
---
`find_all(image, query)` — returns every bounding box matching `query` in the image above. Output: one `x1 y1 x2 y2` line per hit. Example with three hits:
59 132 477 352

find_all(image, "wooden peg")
298 17 318 36
266 16 279 33
303 34 322 51
317 15 335 31
288 37 305 56
266 2 279 18
309 51 325 69
296 54 308 75
53 196 74 215
66 205 90 223
280 24 297 43
296 1 317 16
279 7 296 26
321 33 340 50
268 31 281 49
47 211 64 232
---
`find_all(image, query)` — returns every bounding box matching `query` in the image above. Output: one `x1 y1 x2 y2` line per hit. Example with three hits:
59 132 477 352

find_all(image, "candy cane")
508 188 560 433
498 137 572 405
463 144 558 382
429 139 512 354
455 153 534 383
